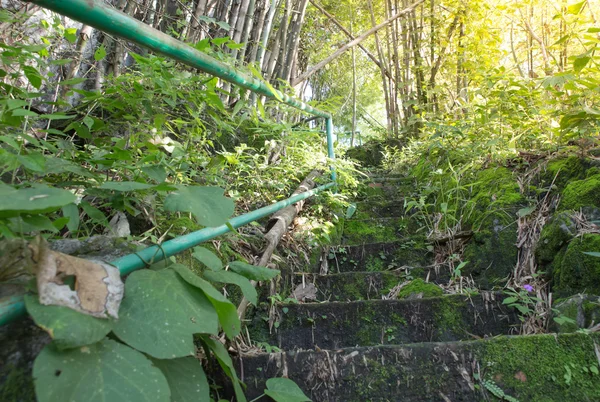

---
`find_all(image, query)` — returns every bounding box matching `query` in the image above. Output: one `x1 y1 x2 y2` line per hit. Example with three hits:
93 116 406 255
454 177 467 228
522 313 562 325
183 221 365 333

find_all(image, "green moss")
340 280 366 301
468 167 525 228
536 212 577 264
483 333 600 401
553 234 600 295
559 174 600 211
342 219 403 245
463 219 519 289
586 167 600 178
166 216 202 237
397 279 443 299
0 365 35 402
434 296 466 334
365 255 386 272
544 156 589 191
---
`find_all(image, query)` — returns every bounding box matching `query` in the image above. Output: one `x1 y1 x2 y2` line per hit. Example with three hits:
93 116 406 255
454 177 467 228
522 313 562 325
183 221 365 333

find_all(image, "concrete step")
249 293 518 350
289 272 408 302
288 273 449 302
232 333 600 401
341 218 422 245
350 200 406 220
317 242 435 273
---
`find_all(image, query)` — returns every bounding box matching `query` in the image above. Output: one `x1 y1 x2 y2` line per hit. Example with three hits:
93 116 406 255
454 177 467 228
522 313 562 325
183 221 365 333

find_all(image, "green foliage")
24 295 113 350
262 378 312 402
111 268 218 359
172 263 241 338
164 186 234 227
149 357 210 402
34 339 171 402
479 378 520 402
228 261 280 281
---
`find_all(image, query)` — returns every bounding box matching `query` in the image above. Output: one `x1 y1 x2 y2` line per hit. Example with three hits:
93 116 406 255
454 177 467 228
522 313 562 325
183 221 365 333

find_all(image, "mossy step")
318 241 434 273
249 293 518 350
350 200 406 220
341 218 421 245
289 273 450 302
289 272 404 302
231 333 600 401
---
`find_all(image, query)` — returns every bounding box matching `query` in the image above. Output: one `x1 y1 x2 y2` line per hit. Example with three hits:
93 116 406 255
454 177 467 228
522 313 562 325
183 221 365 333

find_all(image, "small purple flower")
523 284 534 292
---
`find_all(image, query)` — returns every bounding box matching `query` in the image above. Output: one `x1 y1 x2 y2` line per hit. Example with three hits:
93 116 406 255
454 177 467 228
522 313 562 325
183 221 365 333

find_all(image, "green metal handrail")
0 0 338 326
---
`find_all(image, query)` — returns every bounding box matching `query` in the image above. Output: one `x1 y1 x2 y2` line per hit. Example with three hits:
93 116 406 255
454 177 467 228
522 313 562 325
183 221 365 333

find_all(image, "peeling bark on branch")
236 170 323 320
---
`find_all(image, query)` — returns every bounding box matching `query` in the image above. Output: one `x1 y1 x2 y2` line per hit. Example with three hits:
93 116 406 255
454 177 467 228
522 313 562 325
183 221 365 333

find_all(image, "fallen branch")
236 170 323 320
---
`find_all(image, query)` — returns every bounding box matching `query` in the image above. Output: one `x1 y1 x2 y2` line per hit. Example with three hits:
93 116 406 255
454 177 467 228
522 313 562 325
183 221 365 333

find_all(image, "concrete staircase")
234 175 600 401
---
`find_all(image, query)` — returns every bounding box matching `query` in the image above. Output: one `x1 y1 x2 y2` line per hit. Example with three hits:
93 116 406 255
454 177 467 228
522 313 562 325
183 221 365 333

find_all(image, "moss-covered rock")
397 278 443 299
462 217 519 289
559 173 600 210
483 333 600 401
345 142 385 167
536 211 577 264
542 155 590 191
551 294 600 333
460 167 526 289
468 167 524 227
553 234 600 296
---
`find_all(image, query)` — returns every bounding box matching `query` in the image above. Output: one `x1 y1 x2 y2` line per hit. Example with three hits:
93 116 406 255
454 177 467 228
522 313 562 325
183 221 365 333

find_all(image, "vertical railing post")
326 116 337 182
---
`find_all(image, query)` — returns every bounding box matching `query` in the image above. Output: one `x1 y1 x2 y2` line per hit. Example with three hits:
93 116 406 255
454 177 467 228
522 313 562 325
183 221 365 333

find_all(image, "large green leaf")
191 246 223 271
199 336 246 402
25 295 113 350
203 269 257 305
0 183 76 218
99 181 155 191
62 203 80 232
33 339 170 402
567 1 586 14
23 65 42 89
164 186 234 227
142 165 168 183
228 261 280 281
150 357 209 402
112 269 218 359
264 378 311 402
172 264 240 338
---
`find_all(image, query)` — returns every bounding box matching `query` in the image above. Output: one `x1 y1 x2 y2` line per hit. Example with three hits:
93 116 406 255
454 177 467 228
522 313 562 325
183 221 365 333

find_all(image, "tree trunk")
62 24 93 98
187 0 209 41
351 10 356 147
367 0 393 135
272 0 291 81
282 0 309 84
247 0 268 62
232 0 256 60
257 0 281 70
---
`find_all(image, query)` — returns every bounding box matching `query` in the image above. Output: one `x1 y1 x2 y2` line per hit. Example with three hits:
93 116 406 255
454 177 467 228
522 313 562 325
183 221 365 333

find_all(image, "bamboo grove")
3 0 599 147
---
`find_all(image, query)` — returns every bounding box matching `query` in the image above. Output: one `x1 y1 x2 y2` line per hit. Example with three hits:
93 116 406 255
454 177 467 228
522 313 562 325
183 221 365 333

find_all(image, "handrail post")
326 117 337 182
